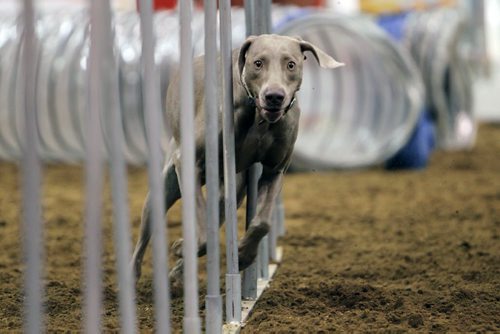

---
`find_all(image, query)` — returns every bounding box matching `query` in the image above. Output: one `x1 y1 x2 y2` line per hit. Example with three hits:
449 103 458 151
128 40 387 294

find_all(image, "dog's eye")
287 61 296 70
254 60 263 69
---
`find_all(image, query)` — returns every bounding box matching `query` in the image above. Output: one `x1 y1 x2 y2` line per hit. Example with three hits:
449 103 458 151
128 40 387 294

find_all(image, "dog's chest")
234 122 285 172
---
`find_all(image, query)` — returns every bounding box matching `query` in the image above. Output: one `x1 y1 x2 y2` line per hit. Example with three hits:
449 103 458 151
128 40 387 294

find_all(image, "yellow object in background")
360 0 456 14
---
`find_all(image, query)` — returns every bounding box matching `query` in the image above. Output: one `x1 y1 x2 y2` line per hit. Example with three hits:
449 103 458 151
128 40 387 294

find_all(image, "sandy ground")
0 124 499 332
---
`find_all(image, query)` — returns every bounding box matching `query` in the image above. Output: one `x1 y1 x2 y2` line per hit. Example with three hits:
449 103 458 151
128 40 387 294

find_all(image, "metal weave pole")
95 1 138 332
277 195 286 237
253 0 272 281
241 164 260 299
138 0 171 332
270 180 285 261
253 0 272 35
244 0 255 37
258 237 269 279
241 0 259 301
20 1 44 333
220 0 242 324
242 0 274 297
179 1 201 332
269 206 278 262
204 0 223 332
84 0 106 332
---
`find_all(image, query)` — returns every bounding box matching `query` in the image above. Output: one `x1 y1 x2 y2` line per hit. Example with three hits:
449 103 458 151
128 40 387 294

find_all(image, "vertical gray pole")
96 1 138 332
138 1 171 333
241 0 258 301
258 236 269 279
277 195 286 237
244 0 255 37
269 207 278 262
204 0 223 332
242 165 260 299
179 1 201 333
253 0 273 280
220 0 242 324
242 0 261 300
253 0 272 35
21 1 44 333
84 1 106 332
242 0 279 299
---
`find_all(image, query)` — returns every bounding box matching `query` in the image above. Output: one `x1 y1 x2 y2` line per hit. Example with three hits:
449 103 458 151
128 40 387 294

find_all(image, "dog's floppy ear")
238 35 257 76
300 41 344 69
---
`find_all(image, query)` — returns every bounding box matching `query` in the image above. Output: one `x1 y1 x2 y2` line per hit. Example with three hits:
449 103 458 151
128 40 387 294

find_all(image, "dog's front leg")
238 171 283 270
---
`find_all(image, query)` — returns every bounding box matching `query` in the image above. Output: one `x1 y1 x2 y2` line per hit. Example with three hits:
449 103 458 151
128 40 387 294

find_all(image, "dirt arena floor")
1 124 499 332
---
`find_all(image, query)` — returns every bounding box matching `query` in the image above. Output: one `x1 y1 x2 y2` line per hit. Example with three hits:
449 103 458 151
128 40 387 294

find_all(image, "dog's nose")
264 90 285 109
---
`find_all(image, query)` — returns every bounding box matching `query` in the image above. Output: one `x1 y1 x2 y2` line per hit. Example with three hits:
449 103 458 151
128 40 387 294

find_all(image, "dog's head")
238 34 343 124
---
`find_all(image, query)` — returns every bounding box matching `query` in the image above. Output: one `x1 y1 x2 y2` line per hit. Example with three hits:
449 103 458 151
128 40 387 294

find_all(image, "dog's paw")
171 238 184 258
168 259 184 298
130 261 142 282
169 278 184 298
238 248 258 271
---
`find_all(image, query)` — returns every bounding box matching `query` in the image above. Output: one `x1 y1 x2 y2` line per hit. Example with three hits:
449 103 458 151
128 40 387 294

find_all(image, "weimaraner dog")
131 34 343 291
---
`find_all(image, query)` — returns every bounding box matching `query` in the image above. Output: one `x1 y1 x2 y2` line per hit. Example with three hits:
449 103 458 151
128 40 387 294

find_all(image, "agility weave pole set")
16 0 475 331
19 0 283 333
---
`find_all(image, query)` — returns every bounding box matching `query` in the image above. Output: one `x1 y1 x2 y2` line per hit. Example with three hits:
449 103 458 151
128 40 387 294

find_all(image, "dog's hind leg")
168 170 248 297
171 165 208 258
171 168 248 257
168 162 208 295
130 159 181 281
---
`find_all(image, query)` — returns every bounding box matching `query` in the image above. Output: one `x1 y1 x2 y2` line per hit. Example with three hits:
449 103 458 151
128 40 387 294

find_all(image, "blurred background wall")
0 0 498 168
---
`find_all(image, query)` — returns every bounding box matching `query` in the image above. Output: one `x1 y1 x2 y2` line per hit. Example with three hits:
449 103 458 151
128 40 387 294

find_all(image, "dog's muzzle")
264 90 285 109
246 94 296 124
242 81 296 124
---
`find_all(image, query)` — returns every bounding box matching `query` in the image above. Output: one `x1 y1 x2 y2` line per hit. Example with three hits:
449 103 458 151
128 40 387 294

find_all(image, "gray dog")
131 34 343 290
